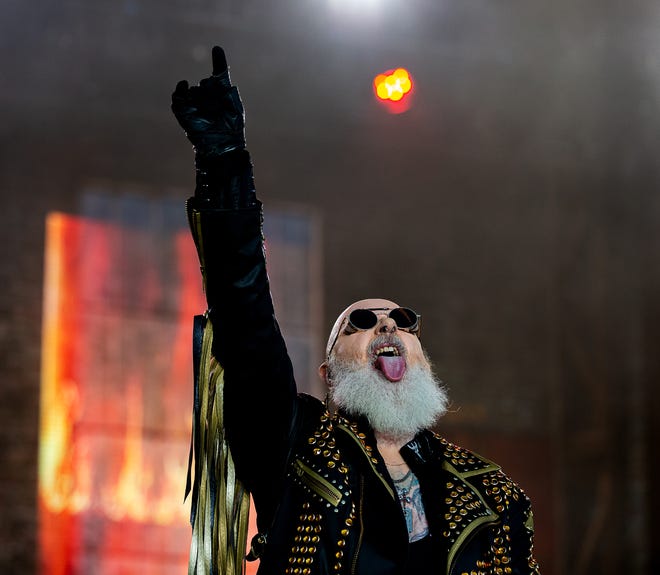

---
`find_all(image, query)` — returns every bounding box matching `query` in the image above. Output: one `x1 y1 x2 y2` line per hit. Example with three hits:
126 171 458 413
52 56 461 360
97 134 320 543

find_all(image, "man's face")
324 298 429 383
323 298 448 439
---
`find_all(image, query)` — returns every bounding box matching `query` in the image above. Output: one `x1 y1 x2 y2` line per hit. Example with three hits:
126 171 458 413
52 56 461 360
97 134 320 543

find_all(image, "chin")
328 355 449 439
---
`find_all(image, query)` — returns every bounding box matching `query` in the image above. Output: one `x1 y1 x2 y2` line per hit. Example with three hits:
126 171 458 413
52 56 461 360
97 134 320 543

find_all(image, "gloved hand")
172 46 256 208
172 45 245 157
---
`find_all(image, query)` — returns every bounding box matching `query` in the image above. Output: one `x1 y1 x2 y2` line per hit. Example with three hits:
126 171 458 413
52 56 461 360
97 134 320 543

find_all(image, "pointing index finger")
212 46 228 76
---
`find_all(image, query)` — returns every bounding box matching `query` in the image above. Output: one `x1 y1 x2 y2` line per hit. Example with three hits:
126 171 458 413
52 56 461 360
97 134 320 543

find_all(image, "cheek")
407 350 426 367
334 333 372 361
402 336 426 365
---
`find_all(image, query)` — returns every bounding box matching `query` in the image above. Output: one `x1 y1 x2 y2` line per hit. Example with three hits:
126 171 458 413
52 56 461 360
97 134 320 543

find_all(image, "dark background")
1 0 659 573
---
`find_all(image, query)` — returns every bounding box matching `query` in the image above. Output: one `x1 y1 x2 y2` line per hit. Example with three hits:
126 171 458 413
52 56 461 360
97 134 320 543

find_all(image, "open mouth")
373 344 406 382
375 346 400 358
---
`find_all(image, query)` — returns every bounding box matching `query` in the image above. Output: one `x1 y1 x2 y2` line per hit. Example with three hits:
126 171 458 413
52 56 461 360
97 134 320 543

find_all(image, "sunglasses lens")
349 309 379 330
390 307 418 330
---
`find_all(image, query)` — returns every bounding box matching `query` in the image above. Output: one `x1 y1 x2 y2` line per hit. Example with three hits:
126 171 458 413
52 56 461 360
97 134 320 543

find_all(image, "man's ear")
318 361 330 387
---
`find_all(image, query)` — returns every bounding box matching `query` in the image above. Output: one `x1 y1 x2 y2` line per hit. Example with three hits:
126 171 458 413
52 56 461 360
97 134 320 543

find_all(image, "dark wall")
1 0 658 573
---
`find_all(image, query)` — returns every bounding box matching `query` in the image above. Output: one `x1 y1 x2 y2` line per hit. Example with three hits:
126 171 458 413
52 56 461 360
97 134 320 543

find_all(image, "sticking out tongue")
375 355 407 382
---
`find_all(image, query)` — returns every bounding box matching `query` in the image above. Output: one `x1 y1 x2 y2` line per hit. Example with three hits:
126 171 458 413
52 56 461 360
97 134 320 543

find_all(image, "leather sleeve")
187 198 297 522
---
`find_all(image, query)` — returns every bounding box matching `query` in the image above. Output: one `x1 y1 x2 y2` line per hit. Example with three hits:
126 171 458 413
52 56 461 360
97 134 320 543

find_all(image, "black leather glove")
172 46 256 209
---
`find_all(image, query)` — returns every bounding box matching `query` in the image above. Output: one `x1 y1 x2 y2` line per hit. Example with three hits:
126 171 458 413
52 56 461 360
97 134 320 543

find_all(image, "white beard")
328 354 449 441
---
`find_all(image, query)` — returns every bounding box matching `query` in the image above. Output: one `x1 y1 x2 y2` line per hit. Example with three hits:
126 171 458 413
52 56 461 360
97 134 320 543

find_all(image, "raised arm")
172 47 297 512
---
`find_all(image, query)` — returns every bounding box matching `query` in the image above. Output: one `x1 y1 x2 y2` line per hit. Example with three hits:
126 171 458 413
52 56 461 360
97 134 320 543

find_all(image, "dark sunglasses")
327 307 421 358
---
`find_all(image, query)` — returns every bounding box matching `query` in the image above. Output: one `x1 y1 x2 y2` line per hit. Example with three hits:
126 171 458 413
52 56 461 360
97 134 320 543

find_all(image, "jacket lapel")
403 432 501 574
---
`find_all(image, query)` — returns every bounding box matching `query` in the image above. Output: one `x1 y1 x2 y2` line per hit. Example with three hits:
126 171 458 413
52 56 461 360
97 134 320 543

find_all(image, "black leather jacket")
187 200 540 575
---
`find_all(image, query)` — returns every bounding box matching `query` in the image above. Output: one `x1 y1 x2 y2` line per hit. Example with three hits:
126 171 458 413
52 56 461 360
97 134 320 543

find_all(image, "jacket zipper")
350 475 365 575
292 458 342 507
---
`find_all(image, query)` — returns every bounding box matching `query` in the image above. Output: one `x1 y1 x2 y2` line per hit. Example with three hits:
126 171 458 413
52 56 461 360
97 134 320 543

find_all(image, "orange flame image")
39 214 204 573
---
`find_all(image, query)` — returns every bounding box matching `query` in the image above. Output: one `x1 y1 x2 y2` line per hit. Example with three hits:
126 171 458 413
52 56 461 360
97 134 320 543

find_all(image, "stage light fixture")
374 68 413 102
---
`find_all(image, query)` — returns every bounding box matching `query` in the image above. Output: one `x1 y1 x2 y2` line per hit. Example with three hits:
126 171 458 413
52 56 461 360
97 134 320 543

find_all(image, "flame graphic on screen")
39 213 84 513
38 213 202 574
39 210 271 574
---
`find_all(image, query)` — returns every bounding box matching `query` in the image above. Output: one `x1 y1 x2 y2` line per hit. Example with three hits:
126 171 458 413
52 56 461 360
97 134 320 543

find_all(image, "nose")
376 316 397 334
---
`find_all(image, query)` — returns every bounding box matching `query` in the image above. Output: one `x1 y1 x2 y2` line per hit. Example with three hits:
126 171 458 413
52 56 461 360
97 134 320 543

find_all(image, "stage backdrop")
38 192 322 574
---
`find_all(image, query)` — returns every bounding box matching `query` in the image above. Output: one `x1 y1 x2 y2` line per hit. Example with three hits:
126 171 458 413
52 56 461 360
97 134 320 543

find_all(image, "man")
172 46 540 575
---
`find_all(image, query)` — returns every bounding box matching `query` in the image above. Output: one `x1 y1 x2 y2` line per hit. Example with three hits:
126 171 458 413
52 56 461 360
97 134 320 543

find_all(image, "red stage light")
374 68 413 102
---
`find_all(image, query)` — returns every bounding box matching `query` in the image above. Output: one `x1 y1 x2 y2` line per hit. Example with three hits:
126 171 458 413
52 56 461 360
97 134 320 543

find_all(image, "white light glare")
327 0 386 14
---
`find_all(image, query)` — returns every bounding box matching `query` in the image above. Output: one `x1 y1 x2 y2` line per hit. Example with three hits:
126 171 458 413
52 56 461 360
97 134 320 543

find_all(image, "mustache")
367 334 407 358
